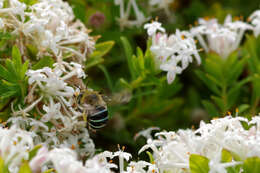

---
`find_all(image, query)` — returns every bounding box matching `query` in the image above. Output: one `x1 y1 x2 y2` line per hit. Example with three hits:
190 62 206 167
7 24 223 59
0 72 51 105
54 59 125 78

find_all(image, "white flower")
191 15 252 58
49 148 88 173
144 21 165 36
0 126 34 172
26 66 75 98
29 146 49 173
114 147 132 173
138 138 163 157
124 161 151 173
134 127 160 140
42 100 62 122
147 23 201 83
249 10 260 37
147 164 159 173
85 151 117 173
160 60 182 84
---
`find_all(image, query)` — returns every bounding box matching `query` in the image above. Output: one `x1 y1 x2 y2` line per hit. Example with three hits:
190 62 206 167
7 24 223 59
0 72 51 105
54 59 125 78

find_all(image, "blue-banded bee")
75 89 109 130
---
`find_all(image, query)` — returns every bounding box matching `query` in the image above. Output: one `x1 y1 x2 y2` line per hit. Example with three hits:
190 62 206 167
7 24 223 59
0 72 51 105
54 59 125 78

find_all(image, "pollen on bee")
227 111 231 115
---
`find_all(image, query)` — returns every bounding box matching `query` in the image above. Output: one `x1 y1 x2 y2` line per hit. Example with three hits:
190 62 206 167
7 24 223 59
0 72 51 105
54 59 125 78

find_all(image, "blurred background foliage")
64 0 260 158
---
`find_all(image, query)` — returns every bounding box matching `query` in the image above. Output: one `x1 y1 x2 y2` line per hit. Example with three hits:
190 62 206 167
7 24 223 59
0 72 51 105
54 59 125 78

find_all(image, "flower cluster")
0 125 116 173
190 15 252 58
133 115 260 173
0 0 102 158
4 115 260 173
0 125 34 172
0 0 95 63
9 61 96 157
144 21 201 84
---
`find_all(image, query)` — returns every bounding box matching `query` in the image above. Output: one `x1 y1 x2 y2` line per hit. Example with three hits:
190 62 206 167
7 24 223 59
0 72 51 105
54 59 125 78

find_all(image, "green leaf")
0 64 13 82
0 81 19 99
31 56 54 70
90 41 115 59
18 162 32 173
195 70 220 95
0 156 9 173
202 100 219 117
227 57 247 85
26 44 38 60
119 78 131 89
222 149 233 163
12 46 22 68
211 96 225 112
136 47 145 72
120 37 135 80
86 41 114 69
85 57 104 69
146 151 154 163
243 157 260 173
227 77 252 108
220 149 242 173
0 46 28 102
19 0 38 5
28 145 42 161
237 104 250 114
189 154 210 173
98 65 114 91
204 57 222 82
42 169 54 173
0 157 5 173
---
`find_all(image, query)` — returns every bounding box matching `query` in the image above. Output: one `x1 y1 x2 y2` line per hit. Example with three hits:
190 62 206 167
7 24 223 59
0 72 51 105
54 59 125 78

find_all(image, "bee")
76 89 109 130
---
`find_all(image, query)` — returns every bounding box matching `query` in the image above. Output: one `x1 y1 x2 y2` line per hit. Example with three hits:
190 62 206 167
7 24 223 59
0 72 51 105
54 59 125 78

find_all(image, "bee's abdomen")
88 106 108 130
